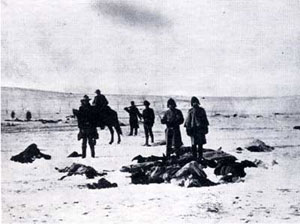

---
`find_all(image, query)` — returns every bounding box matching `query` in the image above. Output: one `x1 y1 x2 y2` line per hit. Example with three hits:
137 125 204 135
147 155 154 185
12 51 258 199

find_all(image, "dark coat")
124 106 142 128
142 108 155 127
93 95 110 128
161 108 184 149
184 105 209 145
93 94 108 110
78 104 98 139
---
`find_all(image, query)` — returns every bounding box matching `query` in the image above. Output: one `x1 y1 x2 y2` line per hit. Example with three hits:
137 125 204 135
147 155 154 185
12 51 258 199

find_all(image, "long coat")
161 108 184 149
93 94 109 110
142 108 155 127
77 104 98 140
124 106 142 128
184 106 209 145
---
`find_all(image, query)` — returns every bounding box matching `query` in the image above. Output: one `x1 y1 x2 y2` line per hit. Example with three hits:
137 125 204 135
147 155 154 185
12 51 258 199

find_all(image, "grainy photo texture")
1 0 300 223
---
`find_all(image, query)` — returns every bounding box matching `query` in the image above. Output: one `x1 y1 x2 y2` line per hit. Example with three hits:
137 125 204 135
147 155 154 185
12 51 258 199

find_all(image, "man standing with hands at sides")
78 95 98 158
184 96 209 161
161 98 184 157
124 101 142 136
142 100 155 146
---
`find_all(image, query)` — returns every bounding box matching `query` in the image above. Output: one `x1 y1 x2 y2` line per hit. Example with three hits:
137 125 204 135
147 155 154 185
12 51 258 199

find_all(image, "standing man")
161 98 184 157
124 101 142 136
184 96 209 160
78 95 98 158
142 100 155 146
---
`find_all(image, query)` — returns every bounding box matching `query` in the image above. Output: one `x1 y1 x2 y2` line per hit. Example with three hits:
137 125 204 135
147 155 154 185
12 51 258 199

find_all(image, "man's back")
93 94 108 108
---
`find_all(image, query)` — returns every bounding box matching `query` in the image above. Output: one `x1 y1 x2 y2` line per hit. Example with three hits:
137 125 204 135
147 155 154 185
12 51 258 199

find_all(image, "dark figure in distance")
26 111 32 121
184 96 209 160
93 89 109 129
161 98 184 157
78 95 98 158
124 101 142 136
11 110 15 119
142 100 155 146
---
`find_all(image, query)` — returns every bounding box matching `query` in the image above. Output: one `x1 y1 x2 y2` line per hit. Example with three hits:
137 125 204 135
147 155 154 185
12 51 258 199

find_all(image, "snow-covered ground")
2 101 300 223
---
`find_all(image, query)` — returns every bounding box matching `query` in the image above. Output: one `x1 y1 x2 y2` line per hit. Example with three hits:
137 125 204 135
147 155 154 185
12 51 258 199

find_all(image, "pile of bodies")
11 140 273 189
121 147 258 187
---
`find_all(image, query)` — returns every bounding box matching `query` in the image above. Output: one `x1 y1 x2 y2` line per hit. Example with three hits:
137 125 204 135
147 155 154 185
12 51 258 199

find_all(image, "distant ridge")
2 86 300 99
1 86 79 95
1 86 186 99
2 86 300 122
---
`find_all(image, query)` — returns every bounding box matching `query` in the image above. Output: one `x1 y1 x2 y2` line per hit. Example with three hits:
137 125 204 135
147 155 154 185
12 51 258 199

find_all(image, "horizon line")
1 85 300 99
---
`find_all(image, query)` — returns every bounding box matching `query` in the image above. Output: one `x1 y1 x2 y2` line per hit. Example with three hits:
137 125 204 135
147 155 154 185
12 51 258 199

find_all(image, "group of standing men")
77 89 209 161
121 96 209 160
124 100 155 146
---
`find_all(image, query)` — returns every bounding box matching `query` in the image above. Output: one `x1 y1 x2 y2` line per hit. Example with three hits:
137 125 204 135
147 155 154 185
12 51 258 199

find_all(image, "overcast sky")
2 0 300 96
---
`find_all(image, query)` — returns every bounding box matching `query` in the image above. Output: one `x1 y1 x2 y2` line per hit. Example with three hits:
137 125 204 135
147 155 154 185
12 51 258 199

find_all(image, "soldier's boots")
90 140 96 158
129 127 133 136
91 146 95 158
166 147 172 158
197 144 204 161
198 149 203 161
144 137 150 147
151 137 154 143
82 146 87 159
192 145 198 159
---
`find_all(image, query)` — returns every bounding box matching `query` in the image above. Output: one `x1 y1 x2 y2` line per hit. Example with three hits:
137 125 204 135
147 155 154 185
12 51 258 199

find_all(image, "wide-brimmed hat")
167 98 176 107
81 95 91 101
143 100 150 106
191 96 200 106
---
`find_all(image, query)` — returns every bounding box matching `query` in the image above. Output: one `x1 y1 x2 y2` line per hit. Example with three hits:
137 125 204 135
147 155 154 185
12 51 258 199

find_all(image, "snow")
2 100 300 223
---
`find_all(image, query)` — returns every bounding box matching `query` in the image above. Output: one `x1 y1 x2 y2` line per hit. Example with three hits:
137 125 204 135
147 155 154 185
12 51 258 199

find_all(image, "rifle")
124 105 144 110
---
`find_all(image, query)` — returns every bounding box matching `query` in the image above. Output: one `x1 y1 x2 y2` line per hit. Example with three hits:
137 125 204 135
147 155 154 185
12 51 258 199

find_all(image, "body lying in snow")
214 160 257 182
55 163 107 180
10 143 51 163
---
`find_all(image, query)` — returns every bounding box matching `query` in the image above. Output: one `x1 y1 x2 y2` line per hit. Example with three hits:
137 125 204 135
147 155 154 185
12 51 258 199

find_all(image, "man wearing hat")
142 100 155 146
78 95 98 158
184 96 209 160
161 98 184 157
